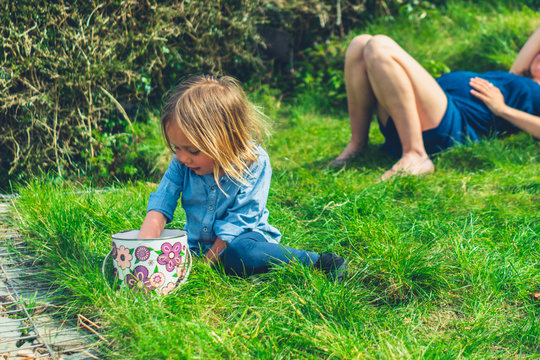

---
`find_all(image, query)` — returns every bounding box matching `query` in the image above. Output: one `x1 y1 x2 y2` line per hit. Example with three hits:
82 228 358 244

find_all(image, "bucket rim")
112 229 187 241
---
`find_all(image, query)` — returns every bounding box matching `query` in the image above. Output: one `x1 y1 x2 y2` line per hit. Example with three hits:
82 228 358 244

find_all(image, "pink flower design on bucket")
157 242 184 272
112 242 118 260
161 282 176 295
116 245 133 270
149 272 165 288
135 246 151 261
125 266 155 293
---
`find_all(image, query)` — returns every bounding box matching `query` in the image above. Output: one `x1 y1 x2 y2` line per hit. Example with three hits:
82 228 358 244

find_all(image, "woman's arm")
510 25 540 75
495 106 540 139
470 77 540 139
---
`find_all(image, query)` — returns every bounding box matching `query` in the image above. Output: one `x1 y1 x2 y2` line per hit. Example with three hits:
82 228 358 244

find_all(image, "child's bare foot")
380 154 434 181
325 143 363 169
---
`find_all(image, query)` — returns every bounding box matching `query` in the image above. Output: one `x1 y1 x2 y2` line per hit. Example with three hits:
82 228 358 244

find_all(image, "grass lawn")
8 1 540 359
10 114 540 359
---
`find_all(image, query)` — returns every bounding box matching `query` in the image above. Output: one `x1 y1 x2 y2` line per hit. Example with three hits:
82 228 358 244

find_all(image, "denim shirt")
147 146 281 253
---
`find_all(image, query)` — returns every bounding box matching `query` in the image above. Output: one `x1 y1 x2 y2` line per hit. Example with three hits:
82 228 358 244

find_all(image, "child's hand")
138 210 167 238
469 77 507 117
204 237 228 266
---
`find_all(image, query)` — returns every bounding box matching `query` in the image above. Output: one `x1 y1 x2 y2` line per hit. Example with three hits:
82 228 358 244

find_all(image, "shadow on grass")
304 144 396 173
311 132 539 177
436 133 539 173
435 146 496 174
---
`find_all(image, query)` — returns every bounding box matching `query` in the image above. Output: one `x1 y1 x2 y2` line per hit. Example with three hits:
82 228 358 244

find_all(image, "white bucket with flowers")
102 229 192 295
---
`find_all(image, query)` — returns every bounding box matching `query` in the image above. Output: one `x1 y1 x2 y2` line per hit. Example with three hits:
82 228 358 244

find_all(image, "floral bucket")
102 229 192 295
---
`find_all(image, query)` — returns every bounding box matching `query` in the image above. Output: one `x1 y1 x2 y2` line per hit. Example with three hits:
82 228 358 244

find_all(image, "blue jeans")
220 232 320 276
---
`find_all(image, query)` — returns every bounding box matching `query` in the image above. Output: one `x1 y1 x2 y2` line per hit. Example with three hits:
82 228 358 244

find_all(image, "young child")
138 75 348 281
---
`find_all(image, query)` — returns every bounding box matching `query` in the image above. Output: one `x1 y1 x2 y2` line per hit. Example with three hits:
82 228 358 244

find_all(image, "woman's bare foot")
325 142 363 169
380 153 434 181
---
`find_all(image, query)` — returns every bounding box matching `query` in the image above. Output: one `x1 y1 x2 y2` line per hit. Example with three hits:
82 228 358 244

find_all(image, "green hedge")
0 0 456 188
0 0 268 185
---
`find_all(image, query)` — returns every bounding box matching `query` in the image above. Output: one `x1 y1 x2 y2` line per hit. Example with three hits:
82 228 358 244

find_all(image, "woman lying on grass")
328 25 540 180
138 75 348 281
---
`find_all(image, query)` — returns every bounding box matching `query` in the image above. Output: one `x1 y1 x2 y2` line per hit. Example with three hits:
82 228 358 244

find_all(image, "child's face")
166 121 215 176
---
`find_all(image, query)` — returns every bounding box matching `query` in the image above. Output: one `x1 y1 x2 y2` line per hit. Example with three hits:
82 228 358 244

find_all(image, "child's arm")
138 210 167 239
510 25 540 75
204 237 228 266
141 158 184 239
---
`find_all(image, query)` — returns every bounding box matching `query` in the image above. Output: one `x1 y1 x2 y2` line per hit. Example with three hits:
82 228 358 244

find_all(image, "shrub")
0 0 265 185
3 0 518 187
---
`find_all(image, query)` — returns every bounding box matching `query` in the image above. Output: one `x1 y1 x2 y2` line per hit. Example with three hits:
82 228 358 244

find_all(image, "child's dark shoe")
314 253 348 283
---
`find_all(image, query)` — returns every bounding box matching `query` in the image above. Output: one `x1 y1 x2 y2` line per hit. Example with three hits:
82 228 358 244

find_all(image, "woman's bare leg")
327 35 376 167
362 35 448 180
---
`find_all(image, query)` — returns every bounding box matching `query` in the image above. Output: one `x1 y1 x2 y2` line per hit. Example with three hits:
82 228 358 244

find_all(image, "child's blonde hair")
161 75 270 187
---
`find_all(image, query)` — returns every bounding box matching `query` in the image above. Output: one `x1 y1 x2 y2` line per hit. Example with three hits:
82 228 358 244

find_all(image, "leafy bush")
1 0 451 188
2 0 535 189
294 39 349 110
0 0 265 185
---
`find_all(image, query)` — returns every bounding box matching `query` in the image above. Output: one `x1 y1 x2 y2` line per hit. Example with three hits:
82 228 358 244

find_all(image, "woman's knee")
363 35 400 65
345 34 373 64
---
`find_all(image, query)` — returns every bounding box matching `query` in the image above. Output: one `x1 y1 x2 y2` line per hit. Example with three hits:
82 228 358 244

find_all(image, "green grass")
10 118 540 359
8 1 540 359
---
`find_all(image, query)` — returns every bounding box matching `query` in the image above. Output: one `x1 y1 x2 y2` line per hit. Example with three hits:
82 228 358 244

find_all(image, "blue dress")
379 71 540 157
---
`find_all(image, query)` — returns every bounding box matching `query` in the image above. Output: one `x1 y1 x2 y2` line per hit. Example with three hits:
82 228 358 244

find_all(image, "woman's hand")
469 77 507 117
470 76 540 139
